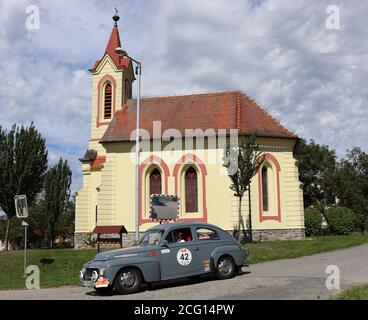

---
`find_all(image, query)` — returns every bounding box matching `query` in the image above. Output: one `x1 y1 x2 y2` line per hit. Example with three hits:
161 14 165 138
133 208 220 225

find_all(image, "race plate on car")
177 248 192 266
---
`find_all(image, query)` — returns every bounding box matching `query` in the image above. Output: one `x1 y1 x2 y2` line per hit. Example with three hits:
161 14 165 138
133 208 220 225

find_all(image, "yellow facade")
76 139 304 234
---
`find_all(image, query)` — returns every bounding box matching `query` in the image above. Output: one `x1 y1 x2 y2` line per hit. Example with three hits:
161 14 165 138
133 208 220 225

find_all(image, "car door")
193 226 225 273
158 227 203 280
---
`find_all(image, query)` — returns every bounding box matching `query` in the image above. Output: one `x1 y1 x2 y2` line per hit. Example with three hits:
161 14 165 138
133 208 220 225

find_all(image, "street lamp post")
115 47 142 241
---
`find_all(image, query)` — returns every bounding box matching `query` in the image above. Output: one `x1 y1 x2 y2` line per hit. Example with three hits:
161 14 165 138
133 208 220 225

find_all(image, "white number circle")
177 248 192 266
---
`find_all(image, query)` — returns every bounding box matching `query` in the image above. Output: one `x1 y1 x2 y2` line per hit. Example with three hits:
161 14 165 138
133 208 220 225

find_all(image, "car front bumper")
80 268 110 288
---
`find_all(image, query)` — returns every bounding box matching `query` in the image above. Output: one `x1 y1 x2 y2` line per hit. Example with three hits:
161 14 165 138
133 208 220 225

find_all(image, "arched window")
149 168 162 195
262 166 269 212
185 167 198 213
104 83 112 119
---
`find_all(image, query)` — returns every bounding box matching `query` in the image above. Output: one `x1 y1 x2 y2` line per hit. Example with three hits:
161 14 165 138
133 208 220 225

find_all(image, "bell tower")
88 11 135 154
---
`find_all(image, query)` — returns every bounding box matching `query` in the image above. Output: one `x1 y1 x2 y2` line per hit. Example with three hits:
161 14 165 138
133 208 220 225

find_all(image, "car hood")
93 245 156 261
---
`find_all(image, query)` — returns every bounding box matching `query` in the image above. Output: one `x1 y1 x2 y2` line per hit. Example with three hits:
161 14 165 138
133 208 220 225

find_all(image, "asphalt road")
1 244 368 300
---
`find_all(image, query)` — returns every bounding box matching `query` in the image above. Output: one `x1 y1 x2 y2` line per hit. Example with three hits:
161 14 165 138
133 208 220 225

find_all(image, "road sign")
150 194 180 221
14 195 28 218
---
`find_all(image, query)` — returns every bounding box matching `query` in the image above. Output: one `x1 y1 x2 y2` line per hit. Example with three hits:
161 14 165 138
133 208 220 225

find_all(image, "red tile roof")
93 226 128 234
91 25 131 71
91 156 106 170
101 91 298 143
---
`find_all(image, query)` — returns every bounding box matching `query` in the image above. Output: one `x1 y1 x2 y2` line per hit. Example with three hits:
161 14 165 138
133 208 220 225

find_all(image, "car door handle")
193 247 199 251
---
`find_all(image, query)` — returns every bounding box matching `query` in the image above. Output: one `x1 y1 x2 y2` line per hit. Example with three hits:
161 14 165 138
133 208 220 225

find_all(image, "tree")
295 139 337 208
0 216 23 249
224 135 262 242
334 147 368 234
0 124 48 250
44 158 72 248
55 198 75 244
27 201 49 248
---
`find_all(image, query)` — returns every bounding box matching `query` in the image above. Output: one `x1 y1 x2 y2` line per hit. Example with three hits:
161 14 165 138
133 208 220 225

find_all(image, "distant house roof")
100 90 298 143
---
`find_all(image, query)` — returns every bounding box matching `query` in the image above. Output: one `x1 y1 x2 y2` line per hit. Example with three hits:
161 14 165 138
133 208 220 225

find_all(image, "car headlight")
99 268 106 276
80 268 86 280
91 270 99 282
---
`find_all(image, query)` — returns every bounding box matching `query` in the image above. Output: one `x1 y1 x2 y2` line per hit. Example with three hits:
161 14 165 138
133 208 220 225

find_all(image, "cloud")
144 0 368 158
0 0 367 194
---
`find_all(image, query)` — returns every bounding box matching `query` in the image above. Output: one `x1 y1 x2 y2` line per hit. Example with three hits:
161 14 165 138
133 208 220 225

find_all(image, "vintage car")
80 222 248 294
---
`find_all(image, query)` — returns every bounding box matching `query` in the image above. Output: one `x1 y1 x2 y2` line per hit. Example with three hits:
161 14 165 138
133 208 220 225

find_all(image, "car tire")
114 268 143 295
216 256 236 280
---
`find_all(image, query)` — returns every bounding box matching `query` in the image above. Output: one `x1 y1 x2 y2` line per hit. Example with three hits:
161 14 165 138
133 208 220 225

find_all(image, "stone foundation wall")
75 228 305 249
74 233 90 249
74 232 143 249
250 228 305 241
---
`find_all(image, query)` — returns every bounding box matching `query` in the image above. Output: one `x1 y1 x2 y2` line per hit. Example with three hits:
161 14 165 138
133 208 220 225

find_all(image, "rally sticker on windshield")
177 248 192 266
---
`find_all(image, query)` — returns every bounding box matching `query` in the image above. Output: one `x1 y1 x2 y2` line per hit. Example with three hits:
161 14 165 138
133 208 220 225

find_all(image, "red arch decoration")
96 75 117 128
173 153 208 223
258 153 282 223
139 155 170 224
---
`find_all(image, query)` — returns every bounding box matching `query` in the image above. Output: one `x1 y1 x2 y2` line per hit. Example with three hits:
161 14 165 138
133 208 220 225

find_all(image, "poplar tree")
44 158 72 248
0 123 48 250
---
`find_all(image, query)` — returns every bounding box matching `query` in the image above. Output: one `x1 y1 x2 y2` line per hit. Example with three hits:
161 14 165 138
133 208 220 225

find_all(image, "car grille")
84 268 98 281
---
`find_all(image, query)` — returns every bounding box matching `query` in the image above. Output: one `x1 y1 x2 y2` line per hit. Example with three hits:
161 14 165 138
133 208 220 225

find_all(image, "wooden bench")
92 226 128 252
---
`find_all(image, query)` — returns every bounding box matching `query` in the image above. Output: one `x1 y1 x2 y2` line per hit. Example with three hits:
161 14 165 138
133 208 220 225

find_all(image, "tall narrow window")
125 80 132 100
150 168 162 195
185 167 198 213
262 166 269 212
104 83 112 119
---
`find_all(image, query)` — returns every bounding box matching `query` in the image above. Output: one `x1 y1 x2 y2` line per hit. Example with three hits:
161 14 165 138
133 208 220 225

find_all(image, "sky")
0 0 367 195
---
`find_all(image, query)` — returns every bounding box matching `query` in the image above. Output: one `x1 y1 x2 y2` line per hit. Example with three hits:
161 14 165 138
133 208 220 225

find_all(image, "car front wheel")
114 268 142 294
216 256 236 280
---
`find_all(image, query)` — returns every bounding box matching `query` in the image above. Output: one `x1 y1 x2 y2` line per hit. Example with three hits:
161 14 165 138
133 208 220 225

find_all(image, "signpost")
22 220 28 275
15 195 28 219
15 195 28 276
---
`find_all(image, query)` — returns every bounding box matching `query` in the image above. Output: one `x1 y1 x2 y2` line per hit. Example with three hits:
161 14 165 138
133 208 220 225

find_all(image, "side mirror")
160 239 169 247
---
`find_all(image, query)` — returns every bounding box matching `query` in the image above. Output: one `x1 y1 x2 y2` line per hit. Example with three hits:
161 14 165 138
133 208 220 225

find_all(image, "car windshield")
138 229 164 246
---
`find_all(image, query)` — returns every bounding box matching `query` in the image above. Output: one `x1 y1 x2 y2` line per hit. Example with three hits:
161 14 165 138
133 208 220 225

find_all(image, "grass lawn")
0 248 96 290
332 284 368 300
245 233 368 264
0 233 367 290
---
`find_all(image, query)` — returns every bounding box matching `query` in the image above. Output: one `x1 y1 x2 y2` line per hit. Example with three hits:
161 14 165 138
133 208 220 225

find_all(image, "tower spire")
105 10 122 63
90 10 131 72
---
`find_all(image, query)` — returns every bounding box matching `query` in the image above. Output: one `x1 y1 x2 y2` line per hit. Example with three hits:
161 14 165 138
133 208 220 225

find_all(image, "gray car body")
80 222 248 287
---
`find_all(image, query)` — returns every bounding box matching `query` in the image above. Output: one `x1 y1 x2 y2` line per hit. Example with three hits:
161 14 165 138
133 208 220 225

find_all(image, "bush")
324 206 357 235
304 207 323 236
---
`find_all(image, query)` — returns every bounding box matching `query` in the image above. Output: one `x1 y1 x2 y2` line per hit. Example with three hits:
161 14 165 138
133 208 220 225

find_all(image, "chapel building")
74 15 305 248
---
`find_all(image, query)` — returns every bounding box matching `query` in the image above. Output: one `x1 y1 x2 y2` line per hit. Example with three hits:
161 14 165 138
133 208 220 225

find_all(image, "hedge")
324 206 357 235
304 207 323 236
